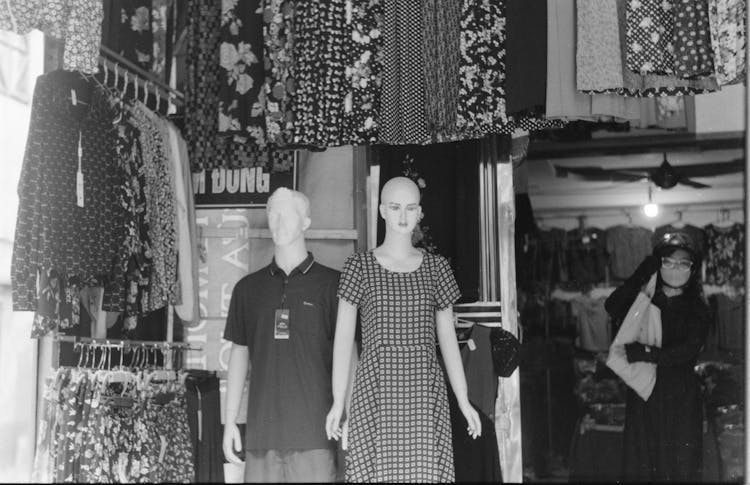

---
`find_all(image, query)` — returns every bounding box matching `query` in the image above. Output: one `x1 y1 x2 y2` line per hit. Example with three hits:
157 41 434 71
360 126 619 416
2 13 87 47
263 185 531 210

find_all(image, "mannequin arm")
325 298 357 440
436 307 482 438
222 343 249 464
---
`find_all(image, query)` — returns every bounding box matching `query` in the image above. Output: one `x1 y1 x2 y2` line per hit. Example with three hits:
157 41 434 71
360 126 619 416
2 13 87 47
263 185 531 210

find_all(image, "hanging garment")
291 0 349 147
185 0 292 170
338 251 459 482
566 228 609 284
218 0 267 145
576 0 624 92
606 225 653 281
708 0 747 85
379 0 429 144
0 0 102 74
342 0 383 144
456 0 509 137
460 325 499 419
571 295 612 352
423 0 461 138
715 293 744 352
109 0 154 72
504 0 547 114
704 223 745 285
672 0 714 77
262 0 296 146
11 71 128 317
626 0 677 75
186 371 225 483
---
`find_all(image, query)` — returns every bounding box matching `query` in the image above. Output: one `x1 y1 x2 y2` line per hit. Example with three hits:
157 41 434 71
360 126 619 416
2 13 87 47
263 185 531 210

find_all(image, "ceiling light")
643 185 658 218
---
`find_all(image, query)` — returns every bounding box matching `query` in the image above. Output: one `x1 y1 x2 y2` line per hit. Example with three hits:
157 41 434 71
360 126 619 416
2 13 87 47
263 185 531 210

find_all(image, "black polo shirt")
223 252 340 451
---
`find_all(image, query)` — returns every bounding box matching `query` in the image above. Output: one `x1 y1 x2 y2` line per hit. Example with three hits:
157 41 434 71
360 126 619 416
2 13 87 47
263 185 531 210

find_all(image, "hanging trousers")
186 370 224 483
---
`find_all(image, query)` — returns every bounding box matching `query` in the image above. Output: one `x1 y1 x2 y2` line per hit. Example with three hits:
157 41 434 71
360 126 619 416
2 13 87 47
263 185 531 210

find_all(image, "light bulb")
643 202 659 218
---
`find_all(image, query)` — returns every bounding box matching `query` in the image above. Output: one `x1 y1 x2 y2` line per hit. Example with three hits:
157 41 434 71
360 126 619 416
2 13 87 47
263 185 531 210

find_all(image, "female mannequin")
325 176 481 482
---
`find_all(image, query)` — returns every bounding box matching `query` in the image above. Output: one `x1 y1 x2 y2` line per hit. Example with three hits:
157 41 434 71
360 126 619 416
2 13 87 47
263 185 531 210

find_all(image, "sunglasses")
661 256 693 271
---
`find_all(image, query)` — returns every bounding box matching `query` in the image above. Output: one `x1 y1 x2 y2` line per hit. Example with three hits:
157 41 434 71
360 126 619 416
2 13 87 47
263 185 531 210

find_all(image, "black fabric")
504 0 547 113
446 387 502 483
186 370 224 483
605 277 710 482
489 327 520 377
374 142 480 302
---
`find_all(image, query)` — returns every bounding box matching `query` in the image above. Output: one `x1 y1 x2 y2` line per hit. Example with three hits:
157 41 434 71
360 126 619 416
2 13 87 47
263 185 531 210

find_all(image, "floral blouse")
708 0 747 85
218 0 267 146
262 0 296 146
0 0 103 74
704 223 745 286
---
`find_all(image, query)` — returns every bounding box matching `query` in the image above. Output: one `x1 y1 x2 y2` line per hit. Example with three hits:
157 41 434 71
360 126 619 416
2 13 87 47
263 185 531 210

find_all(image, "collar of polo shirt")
269 251 315 277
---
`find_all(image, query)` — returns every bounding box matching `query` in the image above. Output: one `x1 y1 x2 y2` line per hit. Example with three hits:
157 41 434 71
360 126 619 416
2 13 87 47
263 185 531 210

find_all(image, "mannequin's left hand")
459 401 482 439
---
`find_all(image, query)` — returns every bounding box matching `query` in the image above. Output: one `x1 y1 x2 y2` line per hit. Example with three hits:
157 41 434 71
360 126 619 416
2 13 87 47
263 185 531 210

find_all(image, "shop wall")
184 146 356 422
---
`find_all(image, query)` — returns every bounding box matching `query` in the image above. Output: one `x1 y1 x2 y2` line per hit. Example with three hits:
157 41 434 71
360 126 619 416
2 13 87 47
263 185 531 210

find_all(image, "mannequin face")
379 177 422 235
267 198 311 246
659 248 693 289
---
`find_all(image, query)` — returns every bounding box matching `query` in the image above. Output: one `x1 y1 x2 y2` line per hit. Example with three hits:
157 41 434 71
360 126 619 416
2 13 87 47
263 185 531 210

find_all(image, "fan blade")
555 165 647 182
678 178 711 189
678 158 744 178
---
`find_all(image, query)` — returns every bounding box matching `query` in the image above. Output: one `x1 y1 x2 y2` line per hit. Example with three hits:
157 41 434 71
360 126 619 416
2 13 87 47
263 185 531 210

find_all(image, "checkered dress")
338 251 461 483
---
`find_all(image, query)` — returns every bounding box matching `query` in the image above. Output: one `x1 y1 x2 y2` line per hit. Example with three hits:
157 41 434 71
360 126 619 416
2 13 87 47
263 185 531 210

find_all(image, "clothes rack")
53 335 201 351
99 44 184 103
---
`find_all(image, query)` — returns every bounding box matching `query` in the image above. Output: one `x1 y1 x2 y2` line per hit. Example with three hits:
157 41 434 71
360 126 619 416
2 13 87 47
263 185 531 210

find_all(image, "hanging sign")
193 153 298 208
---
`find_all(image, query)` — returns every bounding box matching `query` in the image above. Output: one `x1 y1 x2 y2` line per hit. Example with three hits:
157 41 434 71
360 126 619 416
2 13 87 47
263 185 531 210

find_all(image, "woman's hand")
325 401 346 441
459 400 482 439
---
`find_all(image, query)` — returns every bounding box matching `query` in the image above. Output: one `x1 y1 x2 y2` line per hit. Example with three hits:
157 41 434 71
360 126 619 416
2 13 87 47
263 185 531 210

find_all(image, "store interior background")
0 26 746 485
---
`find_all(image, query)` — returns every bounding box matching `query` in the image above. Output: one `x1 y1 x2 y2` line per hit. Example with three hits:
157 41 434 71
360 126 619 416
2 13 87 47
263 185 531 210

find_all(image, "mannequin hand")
459 400 482 439
625 342 659 363
325 401 346 441
222 423 244 465
630 255 661 287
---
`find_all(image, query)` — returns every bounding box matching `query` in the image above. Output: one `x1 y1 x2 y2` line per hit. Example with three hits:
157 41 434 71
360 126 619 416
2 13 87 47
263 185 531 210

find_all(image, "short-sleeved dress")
337 250 461 483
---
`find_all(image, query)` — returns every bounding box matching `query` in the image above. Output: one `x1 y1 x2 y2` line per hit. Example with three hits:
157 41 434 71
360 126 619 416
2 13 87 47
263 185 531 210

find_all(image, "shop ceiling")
526 130 745 212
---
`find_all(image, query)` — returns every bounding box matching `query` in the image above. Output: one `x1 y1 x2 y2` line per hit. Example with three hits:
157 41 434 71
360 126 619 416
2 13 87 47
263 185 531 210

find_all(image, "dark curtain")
374 141 481 303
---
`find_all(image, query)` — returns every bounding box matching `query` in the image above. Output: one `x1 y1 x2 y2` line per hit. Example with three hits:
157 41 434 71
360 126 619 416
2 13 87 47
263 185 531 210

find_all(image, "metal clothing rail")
98 44 184 104
54 335 201 351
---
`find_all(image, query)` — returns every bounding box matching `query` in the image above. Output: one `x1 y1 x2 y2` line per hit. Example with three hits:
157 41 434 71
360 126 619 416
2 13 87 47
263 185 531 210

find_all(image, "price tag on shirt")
76 131 84 208
274 309 290 339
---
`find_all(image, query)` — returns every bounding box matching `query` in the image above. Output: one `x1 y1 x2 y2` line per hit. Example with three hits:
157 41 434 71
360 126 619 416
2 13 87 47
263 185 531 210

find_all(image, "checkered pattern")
338 251 460 482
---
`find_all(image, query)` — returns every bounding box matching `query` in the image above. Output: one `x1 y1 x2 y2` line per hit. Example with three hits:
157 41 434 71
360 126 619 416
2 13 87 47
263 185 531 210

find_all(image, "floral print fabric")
672 0 714 77
626 0 676 75
708 0 747 85
218 0 267 145
117 0 154 72
343 0 384 144
704 223 745 286
262 0 296 146
0 0 103 74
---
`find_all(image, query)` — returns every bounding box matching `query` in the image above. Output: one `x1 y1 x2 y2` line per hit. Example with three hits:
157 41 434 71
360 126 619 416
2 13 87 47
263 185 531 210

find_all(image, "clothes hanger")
714 209 737 228
669 210 686 229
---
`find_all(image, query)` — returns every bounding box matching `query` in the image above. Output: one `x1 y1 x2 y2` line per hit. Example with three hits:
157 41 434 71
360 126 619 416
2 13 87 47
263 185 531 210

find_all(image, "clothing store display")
379 1 429 144
223 252 340 451
262 0 296 146
343 0 383 144
626 0 677 75
704 223 745 285
714 293 744 352
606 225 653 281
218 0 266 144
338 250 459 482
185 371 224 483
567 228 608 284
423 0 461 138
571 295 612 353
504 0 546 114
708 0 747 85
291 0 348 147
606 272 710 482
0 0 103 74
446 388 503 483
33 367 195 483
12 71 128 317
672 0 714 77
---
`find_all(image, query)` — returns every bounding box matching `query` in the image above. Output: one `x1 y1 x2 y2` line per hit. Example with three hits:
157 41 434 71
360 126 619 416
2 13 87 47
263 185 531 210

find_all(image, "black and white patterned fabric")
379 1 429 144
626 0 677 75
673 0 714 77
338 250 460 482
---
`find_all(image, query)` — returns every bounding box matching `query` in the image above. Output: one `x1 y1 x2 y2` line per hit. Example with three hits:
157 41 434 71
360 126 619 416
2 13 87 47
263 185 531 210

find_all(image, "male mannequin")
222 188 340 482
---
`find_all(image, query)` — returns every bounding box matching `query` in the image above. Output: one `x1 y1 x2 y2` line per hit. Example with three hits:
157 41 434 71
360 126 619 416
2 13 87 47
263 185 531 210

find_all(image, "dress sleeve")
337 253 364 307
223 280 250 347
435 256 461 311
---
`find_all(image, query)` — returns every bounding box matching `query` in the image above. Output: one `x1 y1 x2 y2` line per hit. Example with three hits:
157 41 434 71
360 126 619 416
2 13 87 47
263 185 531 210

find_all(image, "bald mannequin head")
380 176 421 204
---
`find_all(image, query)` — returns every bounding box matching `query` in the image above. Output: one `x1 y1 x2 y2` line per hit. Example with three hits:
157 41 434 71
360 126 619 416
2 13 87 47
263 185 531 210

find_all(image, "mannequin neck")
380 231 417 257
273 237 309 275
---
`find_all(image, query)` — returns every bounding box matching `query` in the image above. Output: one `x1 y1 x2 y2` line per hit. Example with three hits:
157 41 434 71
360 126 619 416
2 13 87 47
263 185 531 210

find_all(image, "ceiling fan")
554 153 744 189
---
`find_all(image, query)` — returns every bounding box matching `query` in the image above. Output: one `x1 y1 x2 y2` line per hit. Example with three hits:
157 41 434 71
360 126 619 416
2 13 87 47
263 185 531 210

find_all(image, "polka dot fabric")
626 0 677 75
673 0 714 77
337 251 460 482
